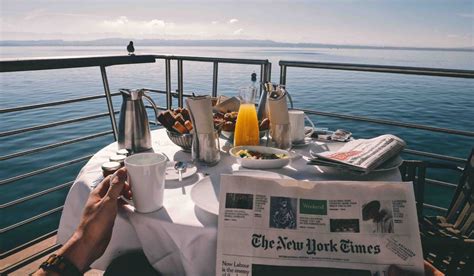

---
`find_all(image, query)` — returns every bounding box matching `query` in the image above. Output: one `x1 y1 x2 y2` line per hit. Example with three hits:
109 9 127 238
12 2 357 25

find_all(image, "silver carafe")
118 89 159 153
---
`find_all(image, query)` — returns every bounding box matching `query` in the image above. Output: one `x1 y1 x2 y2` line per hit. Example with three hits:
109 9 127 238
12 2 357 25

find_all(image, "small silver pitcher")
118 89 159 153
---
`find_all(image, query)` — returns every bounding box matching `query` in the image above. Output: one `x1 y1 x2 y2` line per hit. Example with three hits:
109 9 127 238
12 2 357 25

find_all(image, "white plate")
165 162 197 181
229 146 291 169
191 170 293 215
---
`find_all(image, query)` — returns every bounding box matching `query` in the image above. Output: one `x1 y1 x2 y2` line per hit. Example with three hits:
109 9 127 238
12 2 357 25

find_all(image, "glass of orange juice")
234 87 259 146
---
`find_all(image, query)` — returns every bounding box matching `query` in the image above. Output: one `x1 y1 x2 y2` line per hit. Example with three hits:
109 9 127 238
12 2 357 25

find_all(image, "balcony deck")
1 235 102 275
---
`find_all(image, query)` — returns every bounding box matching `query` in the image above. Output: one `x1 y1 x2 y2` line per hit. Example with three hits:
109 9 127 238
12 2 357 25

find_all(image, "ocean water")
1 46 473 253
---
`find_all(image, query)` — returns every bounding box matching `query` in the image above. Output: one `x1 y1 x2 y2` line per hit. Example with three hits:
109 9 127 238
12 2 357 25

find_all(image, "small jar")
109 154 126 166
101 161 121 177
116 149 130 156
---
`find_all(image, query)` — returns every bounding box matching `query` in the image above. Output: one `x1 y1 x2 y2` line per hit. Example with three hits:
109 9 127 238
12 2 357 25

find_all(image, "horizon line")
1 38 473 51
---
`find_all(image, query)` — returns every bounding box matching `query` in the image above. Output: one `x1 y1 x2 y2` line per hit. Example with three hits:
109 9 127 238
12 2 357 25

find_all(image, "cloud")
211 21 218 24
233 28 243 35
102 16 174 35
103 16 130 26
228 18 238 24
458 13 474 18
24 9 47 21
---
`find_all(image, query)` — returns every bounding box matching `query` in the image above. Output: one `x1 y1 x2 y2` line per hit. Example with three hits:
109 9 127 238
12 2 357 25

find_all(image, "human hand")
388 261 444 276
57 167 131 272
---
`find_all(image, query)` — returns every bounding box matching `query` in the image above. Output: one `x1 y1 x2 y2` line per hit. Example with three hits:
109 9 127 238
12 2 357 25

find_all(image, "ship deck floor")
1 236 103 275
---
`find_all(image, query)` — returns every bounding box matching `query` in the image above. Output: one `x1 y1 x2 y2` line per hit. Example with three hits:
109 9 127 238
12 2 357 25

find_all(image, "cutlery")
175 161 187 194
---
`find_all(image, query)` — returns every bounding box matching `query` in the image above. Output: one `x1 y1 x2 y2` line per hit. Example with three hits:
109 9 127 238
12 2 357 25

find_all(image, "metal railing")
152 54 271 108
0 54 271 274
279 60 474 164
278 60 474 213
0 55 472 274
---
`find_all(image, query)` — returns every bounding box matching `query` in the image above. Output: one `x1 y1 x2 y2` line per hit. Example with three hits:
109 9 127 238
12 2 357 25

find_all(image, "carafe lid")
120 89 144 100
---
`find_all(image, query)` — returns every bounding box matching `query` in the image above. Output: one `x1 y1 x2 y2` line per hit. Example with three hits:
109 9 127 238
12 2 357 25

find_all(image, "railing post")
177 59 184 107
165 58 172 109
212 62 218 97
265 62 272 83
100 66 118 140
279 64 286 86
259 64 265 96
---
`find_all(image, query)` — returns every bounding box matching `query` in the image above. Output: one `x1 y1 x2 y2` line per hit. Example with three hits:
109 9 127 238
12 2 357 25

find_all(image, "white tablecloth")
57 129 401 275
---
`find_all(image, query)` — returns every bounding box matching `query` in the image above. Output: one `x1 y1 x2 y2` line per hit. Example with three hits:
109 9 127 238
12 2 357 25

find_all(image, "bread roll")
184 120 193 132
172 121 188 134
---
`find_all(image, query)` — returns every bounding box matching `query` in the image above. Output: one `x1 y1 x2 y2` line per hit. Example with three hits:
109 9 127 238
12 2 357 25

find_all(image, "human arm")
33 168 131 275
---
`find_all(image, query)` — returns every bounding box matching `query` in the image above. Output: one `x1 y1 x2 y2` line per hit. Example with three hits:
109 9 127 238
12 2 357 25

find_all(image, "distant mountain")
1 38 473 52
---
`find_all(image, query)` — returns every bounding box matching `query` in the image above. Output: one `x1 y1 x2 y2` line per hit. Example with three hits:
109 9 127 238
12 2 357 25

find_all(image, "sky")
1 0 473 48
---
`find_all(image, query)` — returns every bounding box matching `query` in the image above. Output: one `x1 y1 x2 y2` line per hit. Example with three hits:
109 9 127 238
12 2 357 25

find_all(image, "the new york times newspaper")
314 134 406 173
216 175 424 276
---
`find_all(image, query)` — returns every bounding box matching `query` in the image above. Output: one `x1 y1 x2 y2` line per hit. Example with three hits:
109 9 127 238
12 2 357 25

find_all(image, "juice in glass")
234 86 259 146
234 103 259 146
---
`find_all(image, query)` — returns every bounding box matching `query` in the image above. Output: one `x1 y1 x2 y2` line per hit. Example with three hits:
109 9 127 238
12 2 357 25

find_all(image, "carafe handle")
142 92 159 125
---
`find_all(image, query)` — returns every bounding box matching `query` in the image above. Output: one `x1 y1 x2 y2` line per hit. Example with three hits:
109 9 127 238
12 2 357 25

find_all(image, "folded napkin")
185 96 220 164
267 88 290 125
185 96 214 134
213 96 240 113
266 87 291 149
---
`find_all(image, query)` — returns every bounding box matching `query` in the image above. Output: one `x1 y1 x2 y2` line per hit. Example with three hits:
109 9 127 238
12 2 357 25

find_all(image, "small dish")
165 161 197 181
229 146 291 169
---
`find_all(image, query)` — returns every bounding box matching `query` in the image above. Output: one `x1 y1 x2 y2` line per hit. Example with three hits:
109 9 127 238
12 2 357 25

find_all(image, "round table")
57 129 401 275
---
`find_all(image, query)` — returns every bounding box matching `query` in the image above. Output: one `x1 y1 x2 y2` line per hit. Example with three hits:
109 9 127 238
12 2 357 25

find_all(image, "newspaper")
216 175 424 276
311 134 406 172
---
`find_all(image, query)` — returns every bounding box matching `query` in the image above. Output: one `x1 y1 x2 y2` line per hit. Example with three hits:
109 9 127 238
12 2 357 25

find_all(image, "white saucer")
165 161 197 181
291 137 314 148
190 170 293 215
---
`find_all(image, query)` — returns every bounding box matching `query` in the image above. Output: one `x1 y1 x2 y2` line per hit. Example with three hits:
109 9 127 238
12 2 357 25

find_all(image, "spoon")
174 161 187 194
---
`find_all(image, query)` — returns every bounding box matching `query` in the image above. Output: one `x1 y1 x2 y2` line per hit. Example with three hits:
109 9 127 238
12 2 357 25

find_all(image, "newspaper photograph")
216 175 424 276
312 134 406 172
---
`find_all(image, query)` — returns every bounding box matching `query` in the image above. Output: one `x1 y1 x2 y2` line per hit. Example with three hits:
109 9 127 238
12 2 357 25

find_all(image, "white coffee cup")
288 110 315 143
124 153 167 213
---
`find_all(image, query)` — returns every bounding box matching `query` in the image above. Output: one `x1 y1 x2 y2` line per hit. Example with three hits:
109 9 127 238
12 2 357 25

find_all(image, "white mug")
288 110 315 143
123 153 167 213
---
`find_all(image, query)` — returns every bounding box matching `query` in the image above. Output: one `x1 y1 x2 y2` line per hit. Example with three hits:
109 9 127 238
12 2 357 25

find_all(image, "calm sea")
1 46 473 252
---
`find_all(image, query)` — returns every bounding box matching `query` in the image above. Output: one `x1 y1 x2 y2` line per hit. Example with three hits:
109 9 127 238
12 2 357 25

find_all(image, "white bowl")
229 146 291 169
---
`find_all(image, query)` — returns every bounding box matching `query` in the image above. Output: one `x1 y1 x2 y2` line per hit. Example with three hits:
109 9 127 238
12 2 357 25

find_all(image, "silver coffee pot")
118 89 159 153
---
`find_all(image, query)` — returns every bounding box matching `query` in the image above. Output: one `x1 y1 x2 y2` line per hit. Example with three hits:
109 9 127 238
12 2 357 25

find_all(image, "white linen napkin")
267 90 290 125
185 96 214 134
126 208 217 276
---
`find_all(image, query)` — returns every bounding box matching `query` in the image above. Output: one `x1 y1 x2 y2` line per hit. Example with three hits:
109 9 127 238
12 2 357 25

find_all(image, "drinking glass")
234 87 259 146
